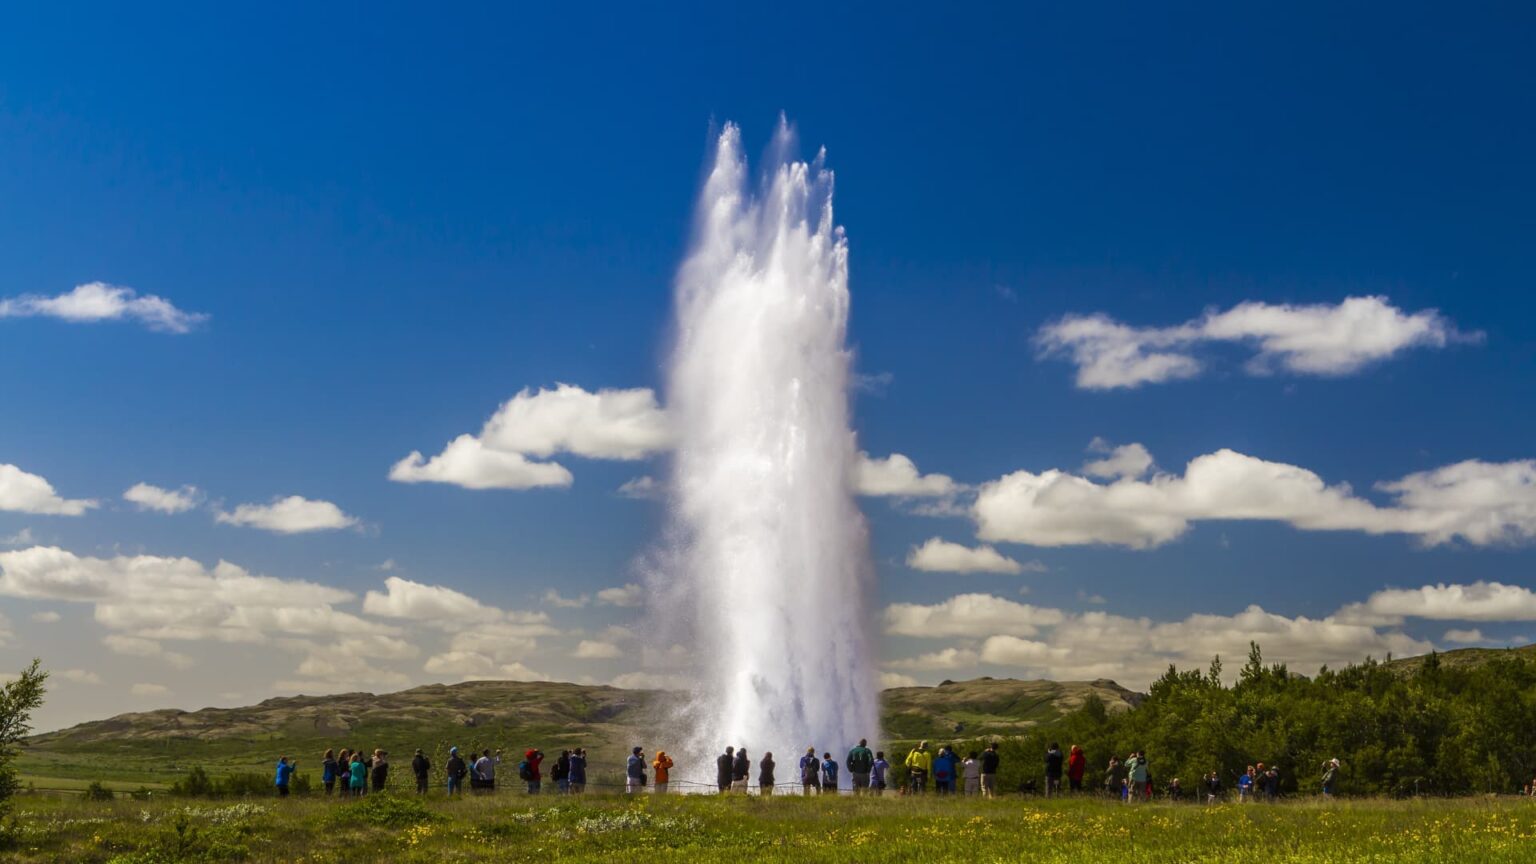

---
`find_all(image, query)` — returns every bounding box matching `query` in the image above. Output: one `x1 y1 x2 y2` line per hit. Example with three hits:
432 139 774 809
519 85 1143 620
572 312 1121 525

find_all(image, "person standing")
759 752 776 797
626 747 647 794
932 746 957 794
980 743 1000 799
1128 752 1150 802
349 752 367 797
717 747 736 793
321 750 338 796
653 750 674 794
371 750 389 793
846 739 874 794
553 750 571 794
522 749 543 794
568 748 588 794
733 747 751 793
821 752 839 793
1238 765 1255 802
871 751 890 796
962 751 981 795
411 749 431 795
274 756 295 798
1044 743 1064 798
905 741 932 794
800 747 821 795
1204 771 1222 803
1067 745 1086 792
1321 759 1339 798
1104 756 1122 799
475 749 499 794
446 747 467 795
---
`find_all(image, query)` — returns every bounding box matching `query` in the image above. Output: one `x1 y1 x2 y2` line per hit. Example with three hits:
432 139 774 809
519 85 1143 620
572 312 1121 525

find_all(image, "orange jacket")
653 753 674 783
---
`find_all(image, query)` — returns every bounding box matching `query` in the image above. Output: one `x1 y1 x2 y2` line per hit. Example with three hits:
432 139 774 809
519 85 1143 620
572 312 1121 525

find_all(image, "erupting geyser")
662 121 879 776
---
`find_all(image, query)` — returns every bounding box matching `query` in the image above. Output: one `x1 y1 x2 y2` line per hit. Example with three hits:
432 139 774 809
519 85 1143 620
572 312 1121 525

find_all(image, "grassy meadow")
6 790 1536 863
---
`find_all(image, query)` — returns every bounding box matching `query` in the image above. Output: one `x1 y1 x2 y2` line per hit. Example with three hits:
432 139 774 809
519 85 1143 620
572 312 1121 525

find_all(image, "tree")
0 659 48 813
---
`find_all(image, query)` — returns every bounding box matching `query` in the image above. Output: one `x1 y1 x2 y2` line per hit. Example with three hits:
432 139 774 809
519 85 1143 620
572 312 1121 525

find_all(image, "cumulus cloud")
1339 582 1536 623
884 593 1065 639
216 496 359 534
392 385 670 491
886 647 980 671
1443 628 1485 644
130 683 170 697
500 662 549 682
906 538 1033 574
573 640 622 659
0 546 392 650
103 634 195 668
542 589 590 609
0 464 97 516
30 610 60 623
884 592 1434 689
0 282 207 333
596 583 644 607
363 576 504 624
973 445 1536 549
855 452 958 497
1082 439 1153 480
390 435 574 490
123 483 201 514
879 672 920 689
58 669 102 685
1037 296 1477 390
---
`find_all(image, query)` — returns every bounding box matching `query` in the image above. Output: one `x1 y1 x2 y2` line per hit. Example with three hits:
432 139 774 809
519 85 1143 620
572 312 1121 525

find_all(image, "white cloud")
886 647 980 671
1037 296 1477 390
616 476 663 500
392 384 671 491
906 538 1031 575
0 282 207 333
609 671 690 690
1082 439 1153 480
58 669 102 685
0 464 97 516
855 452 958 497
542 589 590 609
1443 628 1485 644
499 662 549 682
883 592 1433 689
973 446 1536 549
102 634 195 668
596 583 644 607
216 495 359 534
389 435 573 490
423 650 498 679
123 483 201 514
2 528 36 547
130 683 170 697
363 576 503 624
30 610 60 623
0 545 392 651
879 672 919 689
1341 582 1536 623
884 593 1065 639
573 640 622 659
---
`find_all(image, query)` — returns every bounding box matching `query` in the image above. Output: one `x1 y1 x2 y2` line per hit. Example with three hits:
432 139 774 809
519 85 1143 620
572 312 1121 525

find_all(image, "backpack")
518 760 533 781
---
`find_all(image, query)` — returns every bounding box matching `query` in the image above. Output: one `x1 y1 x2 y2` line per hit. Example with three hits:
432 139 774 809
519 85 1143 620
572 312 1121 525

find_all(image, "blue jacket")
569 754 587 784
822 759 839 786
275 760 294 787
932 752 958 781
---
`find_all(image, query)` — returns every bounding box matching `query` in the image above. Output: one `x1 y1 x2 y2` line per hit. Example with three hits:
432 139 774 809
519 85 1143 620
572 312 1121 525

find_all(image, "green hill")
18 676 1140 788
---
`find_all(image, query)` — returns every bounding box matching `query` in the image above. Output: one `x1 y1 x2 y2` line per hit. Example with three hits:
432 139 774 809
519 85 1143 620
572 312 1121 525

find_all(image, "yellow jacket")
653 753 674 783
905 747 932 772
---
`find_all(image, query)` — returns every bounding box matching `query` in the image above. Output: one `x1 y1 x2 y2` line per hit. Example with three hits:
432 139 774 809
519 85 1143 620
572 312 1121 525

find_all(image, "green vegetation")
6 790 1536 862
0 660 47 819
929 644 1536 798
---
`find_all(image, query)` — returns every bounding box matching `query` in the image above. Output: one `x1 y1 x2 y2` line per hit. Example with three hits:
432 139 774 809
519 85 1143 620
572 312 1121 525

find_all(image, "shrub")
337 793 436 828
85 781 116 801
0 660 47 817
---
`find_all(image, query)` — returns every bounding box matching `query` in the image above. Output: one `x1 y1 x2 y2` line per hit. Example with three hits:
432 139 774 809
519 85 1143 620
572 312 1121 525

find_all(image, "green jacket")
847 746 874 774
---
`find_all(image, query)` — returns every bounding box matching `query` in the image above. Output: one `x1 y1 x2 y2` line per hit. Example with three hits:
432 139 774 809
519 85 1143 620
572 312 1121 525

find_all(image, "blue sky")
3 2 1535 730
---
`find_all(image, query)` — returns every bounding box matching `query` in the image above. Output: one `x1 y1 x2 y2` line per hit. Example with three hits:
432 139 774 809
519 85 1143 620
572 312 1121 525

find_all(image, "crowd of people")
273 739 1336 802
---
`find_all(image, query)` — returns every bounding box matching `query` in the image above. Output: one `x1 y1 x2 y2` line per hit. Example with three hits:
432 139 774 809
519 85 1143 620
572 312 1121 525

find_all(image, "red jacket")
1067 747 1087 780
525 749 544 781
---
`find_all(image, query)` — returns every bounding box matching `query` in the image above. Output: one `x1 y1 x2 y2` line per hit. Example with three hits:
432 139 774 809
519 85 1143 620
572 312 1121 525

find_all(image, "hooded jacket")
1067 746 1086 780
905 746 933 773
653 752 673 783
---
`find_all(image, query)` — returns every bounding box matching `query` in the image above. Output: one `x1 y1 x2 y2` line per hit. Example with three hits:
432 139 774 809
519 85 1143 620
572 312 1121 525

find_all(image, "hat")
449 746 458 754
415 749 424 755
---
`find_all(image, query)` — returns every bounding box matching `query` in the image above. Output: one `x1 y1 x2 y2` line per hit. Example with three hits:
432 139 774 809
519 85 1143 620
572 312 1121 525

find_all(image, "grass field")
5 791 1535 863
